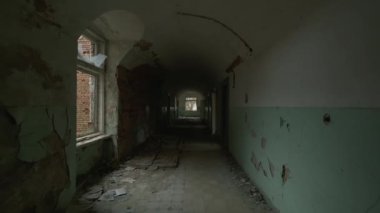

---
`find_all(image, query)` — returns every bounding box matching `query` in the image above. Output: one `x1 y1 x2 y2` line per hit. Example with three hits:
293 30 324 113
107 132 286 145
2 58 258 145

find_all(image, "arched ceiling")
64 0 329 87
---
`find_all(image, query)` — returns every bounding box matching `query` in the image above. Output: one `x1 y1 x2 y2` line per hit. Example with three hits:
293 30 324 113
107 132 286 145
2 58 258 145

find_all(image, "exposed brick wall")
76 71 95 137
117 64 162 158
78 35 95 57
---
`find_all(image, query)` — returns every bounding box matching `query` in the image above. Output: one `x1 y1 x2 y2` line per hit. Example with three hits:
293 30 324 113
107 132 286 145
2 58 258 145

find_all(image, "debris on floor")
225 151 273 209
67 137 275 213
120 177 136 184
124 135 182 169
98 190 116 201
82 185 103 201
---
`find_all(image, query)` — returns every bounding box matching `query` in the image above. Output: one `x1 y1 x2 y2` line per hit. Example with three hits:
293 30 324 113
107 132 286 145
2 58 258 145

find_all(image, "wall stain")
261 137 267 149
263 168 268 177
0 106 70 212
21 0 62 29
250 152 262 171
134 40 153 51
226 55 243 73
286 123 290 132
268 159 275 178
0 44 63 90
250 129 257 138
281 164 291 185
323 113 331 125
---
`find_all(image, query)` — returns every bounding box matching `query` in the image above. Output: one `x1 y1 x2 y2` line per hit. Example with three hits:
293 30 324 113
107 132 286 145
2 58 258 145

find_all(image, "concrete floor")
68 139 273 213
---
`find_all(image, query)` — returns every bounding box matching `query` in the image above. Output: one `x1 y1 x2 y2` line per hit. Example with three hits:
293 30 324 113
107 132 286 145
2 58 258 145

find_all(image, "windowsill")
76 133 112 148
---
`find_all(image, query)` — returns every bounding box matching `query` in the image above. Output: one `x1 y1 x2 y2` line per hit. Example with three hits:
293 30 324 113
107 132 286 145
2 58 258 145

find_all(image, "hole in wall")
323 113 331 125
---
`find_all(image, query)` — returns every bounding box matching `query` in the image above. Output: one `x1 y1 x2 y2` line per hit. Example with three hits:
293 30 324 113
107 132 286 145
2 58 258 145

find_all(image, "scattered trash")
121 177 136 184
125 166 136 171
225 151 267 205
98 190 116 201
82 185 103 200
147 165 159 171
115 187 128 197
98 187 128 201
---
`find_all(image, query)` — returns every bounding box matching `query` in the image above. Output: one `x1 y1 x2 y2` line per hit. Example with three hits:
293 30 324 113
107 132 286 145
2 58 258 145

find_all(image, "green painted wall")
229 107 380 213
225 0 380 212
76 138 114 177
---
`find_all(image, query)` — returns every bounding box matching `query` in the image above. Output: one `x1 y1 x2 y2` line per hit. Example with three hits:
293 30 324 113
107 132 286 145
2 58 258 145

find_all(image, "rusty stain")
226 55 243 73
177 12 253 54
134 40 153 51
261 137 267 149
281 164 291 185
0 45 63 90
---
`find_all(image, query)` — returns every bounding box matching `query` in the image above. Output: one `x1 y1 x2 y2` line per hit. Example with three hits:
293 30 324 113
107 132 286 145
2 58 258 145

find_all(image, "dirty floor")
67 137 274 213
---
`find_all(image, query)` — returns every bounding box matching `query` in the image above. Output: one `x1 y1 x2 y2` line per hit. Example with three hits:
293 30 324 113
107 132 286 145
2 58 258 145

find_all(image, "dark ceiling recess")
177 12 253 55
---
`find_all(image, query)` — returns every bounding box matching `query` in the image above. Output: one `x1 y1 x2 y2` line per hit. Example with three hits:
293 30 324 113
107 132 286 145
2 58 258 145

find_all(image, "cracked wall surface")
1 0 379 212
228 0 380 212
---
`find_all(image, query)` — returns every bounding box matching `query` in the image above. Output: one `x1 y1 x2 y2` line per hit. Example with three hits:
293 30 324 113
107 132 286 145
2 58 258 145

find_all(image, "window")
185 97 198 111
76 31 106 139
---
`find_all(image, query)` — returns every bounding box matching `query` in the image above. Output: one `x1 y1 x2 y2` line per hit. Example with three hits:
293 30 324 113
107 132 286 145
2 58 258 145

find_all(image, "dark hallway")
1 0 380 212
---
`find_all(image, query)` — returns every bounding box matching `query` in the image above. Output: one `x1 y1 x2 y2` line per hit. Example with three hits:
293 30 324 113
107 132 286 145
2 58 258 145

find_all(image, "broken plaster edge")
76 134 112 148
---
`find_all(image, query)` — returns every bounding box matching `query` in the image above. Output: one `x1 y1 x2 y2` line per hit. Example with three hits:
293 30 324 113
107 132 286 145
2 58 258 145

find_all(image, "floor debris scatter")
225 151 272 209
67 137 275 213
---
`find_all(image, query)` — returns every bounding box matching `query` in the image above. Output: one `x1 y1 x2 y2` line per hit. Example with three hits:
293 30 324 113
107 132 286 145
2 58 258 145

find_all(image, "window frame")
185 97 198 112
76 30 106 142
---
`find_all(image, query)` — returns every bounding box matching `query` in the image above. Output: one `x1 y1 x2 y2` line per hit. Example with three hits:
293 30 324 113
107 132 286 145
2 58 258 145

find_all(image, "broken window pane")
77 35 107 68
76 70 97 137
185 97 198 111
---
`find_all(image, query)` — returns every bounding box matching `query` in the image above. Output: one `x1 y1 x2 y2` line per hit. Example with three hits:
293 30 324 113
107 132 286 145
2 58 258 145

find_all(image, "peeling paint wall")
228 0 380 212
117 47 163 158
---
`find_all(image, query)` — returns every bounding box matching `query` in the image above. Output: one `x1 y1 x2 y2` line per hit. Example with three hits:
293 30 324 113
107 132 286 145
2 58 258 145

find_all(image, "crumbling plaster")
0 0 351 211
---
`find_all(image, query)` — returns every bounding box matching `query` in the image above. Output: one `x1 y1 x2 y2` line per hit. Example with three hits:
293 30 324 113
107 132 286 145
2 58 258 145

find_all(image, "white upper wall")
231 0 380 108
